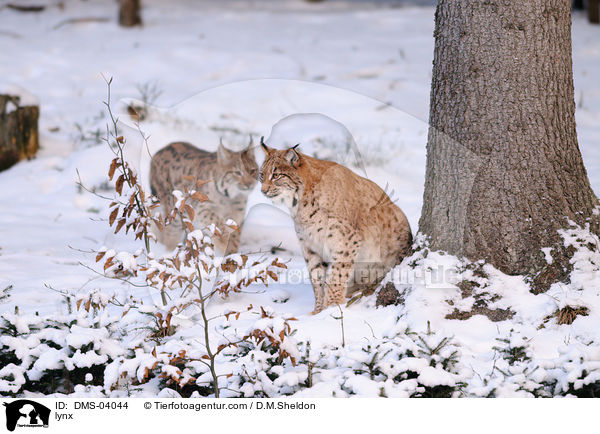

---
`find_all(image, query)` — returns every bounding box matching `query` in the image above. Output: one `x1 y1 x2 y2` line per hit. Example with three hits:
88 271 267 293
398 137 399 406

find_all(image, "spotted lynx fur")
150 141 258 254
259 139 412 313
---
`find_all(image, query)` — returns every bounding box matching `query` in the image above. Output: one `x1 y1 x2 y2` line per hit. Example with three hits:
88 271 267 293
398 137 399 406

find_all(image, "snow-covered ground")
1 0 600 397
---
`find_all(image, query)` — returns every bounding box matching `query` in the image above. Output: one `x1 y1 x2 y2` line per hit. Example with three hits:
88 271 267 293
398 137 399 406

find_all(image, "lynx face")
217 145 259 198
150 140 259 254
259 146 302 208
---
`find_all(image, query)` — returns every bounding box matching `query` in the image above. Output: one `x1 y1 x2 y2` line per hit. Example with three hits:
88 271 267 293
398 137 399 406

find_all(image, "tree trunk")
419 0 599 288
119 0 141 27
589 0 600 23
0 94 39 171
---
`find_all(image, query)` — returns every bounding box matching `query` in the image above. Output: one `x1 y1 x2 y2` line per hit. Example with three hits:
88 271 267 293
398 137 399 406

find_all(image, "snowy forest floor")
1 0 600 397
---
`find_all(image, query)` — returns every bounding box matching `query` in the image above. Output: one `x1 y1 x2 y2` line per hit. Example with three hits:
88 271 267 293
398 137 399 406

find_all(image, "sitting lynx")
259 138 412 313
150 140 258 254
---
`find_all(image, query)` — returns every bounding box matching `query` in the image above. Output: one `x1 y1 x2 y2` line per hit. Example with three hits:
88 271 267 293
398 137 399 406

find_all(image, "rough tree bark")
119 0 142 27
0 94 39 171
419 0 599 290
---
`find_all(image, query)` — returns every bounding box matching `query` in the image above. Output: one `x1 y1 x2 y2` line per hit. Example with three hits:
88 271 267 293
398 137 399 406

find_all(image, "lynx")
150 140 258 254
259 138 412 313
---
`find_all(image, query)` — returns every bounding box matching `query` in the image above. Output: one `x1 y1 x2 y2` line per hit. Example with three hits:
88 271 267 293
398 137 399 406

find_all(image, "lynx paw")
310 305 324 315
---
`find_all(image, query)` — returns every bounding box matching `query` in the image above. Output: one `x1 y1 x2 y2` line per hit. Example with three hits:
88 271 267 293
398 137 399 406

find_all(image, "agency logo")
3 400 50 432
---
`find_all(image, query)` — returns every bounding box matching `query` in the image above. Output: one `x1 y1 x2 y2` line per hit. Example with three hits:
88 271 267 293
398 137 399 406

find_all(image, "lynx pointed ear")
217 139 232 163
243 135 255 157
285 144 300 167
260 136 271 155
243 143 255 158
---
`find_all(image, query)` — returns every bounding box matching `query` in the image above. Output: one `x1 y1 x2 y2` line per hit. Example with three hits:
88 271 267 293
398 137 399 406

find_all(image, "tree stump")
119 0 142 27
0 94 39 171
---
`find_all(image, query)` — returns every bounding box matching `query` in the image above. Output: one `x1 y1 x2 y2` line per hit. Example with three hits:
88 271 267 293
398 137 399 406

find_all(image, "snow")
65 325 107 349
0 84 40 107
541 247 554 264
417 366 455 387
0 0 599 398
32 348 65 372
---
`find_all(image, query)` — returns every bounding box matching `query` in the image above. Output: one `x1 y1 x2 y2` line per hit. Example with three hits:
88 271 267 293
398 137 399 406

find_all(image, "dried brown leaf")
115 174 125 195
191 191 209 202
104 257 114 271
108 158 118 180
109 207 118 226
114 218 126 234
184 204 195 221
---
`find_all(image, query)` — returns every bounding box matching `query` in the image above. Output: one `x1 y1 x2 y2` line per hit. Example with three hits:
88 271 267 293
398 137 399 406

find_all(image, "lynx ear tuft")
260 136 271 155
243 135 255 158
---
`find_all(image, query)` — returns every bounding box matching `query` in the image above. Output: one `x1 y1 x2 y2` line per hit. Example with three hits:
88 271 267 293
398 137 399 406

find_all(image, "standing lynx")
259 138 412 313
150 141 258 254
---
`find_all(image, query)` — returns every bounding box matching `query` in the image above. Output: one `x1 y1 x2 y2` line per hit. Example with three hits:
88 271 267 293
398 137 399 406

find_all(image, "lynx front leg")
300 243 327 314
323 254 356 309
222 229 240 255
222 205 247 255
160 219 185 251
158 199 184 250
322 230 361 310
194 209 238 256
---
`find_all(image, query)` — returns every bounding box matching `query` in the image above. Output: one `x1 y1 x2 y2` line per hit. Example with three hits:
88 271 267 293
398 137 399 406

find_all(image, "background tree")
589 0 600 23
119 0 142 27
419 0 600 291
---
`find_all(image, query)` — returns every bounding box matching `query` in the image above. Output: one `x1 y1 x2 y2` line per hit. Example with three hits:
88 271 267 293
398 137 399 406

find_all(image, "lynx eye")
272 172 283 180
